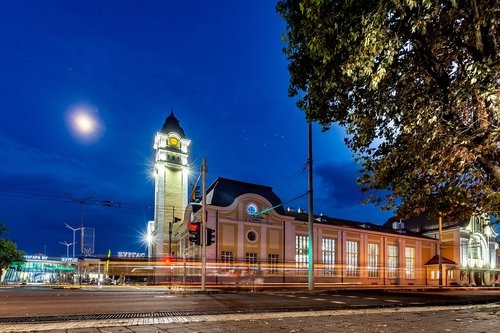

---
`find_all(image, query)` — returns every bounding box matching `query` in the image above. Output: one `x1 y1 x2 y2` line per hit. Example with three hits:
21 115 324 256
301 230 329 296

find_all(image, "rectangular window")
368 243 379 278
387 245 398 278
322 238 336 276
460 239 468 266
405 247 415 279
431 270 440 280
295 235 308 275
246 252 257 265
268 254 279 275
470 239 482 260
346 241 359 277
245 252 257 273
221 251 234 264
220 251 234 273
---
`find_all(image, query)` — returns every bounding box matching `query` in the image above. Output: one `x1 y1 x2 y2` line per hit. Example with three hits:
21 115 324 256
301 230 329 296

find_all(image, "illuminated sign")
228 217 273 225
23 255 48 260
62 257 78 263
117 252 146 258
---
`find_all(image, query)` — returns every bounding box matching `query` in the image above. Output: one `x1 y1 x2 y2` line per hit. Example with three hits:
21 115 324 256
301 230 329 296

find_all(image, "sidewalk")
1 303 499 333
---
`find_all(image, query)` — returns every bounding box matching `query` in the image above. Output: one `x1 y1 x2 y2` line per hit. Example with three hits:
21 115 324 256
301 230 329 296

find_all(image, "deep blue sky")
0 1 393 256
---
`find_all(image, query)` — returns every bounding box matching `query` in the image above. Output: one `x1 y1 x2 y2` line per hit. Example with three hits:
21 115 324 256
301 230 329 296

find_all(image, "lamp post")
307 121 315 291
201 157 207 292
59 241 74 258
65 223 81 258
168 209 182 257
438 214 443 288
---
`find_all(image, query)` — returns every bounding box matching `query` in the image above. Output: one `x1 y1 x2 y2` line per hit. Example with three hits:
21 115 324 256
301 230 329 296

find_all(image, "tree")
0 221 24 279
277 0 499 221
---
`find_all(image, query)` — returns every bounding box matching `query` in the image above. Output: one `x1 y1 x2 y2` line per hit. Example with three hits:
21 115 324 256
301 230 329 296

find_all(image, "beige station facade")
150 114 500 287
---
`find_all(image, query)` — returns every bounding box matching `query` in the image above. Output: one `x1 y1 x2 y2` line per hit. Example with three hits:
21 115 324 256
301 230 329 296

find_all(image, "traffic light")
163 256 175 264
188 221 201 245
190 184 201 203
206 227 215 246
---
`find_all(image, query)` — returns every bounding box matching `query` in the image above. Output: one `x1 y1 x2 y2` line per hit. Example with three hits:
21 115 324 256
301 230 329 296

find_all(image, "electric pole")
307 121 315 291
201 157 207 292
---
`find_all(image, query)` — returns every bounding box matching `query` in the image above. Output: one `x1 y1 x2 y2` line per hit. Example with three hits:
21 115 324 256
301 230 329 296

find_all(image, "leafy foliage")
0 221 24 277
277 0 499 221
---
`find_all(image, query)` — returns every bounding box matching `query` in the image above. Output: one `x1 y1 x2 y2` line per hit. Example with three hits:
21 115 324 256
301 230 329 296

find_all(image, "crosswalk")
262 291 405 305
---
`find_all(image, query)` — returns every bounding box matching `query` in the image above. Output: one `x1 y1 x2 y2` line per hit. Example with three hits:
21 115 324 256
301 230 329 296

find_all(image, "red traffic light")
163 256 175 264
188 221 202 245
188 221 199 231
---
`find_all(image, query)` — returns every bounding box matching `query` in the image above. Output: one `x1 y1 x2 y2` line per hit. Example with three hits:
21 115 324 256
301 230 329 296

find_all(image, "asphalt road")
0 286 499 319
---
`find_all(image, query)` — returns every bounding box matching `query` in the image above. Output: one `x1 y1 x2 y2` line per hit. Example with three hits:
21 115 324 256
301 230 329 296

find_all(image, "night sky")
0 1 393 256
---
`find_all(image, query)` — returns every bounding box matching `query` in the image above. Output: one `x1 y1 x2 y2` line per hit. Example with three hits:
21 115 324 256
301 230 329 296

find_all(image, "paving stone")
97 327 134 333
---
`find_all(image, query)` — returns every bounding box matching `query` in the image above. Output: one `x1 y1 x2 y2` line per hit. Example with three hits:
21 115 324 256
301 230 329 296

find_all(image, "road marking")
154 295 177 298
313 298 327 301
347 295 358 298
299 296 309 299
330 300 346 304
364 297 377 300
384 299 400 303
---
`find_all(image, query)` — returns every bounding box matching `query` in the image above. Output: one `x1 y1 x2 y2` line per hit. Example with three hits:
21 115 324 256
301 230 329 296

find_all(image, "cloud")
0 134 154 254
315 161 365 209
0 135 88 191
0 135 152 201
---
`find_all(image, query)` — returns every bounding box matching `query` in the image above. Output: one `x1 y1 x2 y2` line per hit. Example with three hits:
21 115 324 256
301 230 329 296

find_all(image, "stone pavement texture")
1 303 499 333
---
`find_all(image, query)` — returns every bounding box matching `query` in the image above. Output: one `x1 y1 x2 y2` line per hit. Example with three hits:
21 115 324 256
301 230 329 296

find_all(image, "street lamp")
59 241 74 258
65 223 81 258
307 121 315 291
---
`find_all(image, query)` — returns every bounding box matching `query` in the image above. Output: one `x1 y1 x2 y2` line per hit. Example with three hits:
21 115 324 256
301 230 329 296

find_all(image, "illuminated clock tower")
152 111 190 259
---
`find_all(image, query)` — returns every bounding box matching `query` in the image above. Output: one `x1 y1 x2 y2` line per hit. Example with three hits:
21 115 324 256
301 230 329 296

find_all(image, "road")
0 286 499 318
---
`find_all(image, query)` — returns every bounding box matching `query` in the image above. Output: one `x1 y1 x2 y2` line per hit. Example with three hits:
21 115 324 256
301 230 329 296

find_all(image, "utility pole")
66 194 120 257
201 157 207 292
169 207 174 256
438 214 443 288
307 121 315 291
66 194 94 256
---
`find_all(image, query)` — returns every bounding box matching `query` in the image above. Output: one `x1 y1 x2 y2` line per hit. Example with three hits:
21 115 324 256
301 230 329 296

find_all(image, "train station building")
149 113 499 287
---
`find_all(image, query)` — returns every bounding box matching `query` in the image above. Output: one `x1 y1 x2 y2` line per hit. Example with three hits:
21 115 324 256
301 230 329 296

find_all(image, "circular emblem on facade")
246 203 257 216
247 230 258 242
168 136 179 146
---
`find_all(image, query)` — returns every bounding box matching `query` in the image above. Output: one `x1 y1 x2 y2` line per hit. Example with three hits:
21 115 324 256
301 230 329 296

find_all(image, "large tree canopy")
277 0 499 221
0 221 24 278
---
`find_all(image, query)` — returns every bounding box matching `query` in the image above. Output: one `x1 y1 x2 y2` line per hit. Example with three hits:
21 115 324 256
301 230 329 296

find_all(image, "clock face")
168 137 179 146
247 203 257 216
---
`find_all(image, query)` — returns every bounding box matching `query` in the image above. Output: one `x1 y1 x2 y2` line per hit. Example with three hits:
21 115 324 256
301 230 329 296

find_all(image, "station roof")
206 177 286 215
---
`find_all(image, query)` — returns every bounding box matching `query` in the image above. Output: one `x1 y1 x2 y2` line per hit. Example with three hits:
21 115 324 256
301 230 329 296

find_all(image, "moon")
66 103 104 143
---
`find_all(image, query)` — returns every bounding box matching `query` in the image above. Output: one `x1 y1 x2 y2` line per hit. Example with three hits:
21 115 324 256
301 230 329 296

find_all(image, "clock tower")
152 111 190 259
